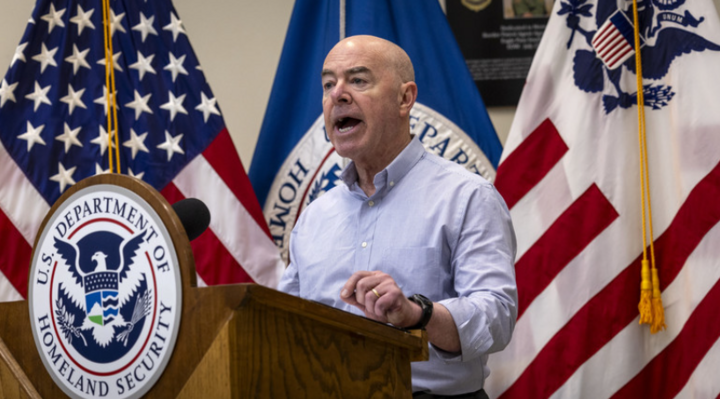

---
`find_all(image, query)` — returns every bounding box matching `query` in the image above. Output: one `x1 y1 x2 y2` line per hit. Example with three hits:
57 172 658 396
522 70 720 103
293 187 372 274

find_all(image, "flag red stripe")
202 128 271 237
0 208 31 298
592 23 613 47
161 183 255 285
597 31 623 56
603 41 631 64
597 32 625 58
606 46 634 69
499 160 720 399
516 183 618 319
190 225 255 284
611 275 720 399
496 118 567 209
596 30 620 54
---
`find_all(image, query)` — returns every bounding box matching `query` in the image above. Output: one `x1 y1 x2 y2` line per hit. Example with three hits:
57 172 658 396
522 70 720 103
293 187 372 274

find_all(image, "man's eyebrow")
321 66 372 78
346 66 370 75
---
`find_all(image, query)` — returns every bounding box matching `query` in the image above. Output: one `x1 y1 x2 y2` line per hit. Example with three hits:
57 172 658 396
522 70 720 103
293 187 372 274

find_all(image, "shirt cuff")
432 297 492 363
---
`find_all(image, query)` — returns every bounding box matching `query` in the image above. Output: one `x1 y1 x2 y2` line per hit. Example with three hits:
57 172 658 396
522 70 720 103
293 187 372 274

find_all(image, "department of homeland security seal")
264 102 496 264
29 177 182 399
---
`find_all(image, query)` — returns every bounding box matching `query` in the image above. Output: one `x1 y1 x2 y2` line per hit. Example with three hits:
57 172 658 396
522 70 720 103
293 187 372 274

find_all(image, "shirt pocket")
298 248 356 308
378 247 443 301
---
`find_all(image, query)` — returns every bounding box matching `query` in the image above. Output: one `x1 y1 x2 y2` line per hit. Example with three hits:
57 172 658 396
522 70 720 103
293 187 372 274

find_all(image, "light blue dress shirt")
278 137 518 395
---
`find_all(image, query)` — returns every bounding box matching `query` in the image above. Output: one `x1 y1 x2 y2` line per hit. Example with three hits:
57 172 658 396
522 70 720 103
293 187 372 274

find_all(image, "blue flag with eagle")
250 0 502 263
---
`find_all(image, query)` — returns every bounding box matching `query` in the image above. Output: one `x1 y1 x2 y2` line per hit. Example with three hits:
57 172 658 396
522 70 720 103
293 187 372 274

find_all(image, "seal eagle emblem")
53 229 151 350
559 0 720 113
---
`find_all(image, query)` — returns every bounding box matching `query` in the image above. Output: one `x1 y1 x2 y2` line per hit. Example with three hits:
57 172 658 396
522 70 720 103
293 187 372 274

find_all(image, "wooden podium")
0 175 427 399
0 284 427 398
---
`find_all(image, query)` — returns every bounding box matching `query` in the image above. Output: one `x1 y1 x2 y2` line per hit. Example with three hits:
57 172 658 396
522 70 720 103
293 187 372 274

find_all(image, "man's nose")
330 81 352 104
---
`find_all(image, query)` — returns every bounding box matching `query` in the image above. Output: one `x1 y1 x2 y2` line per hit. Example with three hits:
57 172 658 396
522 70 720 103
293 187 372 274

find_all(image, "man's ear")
398 81 418 117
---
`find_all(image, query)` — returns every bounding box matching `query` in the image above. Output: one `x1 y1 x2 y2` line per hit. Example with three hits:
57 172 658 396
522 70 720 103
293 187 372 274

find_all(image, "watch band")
407 294 433 330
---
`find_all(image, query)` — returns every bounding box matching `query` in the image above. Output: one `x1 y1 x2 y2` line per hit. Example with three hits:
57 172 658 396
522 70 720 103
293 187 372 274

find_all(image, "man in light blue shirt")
278 35 517 398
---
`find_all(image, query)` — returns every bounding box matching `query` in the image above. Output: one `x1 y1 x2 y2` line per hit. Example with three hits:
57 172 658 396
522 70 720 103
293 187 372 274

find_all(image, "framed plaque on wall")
446 0 553 106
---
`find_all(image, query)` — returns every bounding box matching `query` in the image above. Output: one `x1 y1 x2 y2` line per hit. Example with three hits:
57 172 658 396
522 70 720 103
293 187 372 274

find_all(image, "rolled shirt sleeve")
434 184 518 363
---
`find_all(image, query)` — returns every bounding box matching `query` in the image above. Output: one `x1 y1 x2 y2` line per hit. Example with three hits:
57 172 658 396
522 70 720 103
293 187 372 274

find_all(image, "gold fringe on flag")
102 0 121 174
638 260 652 324
651 268 666 333
632 0 665 333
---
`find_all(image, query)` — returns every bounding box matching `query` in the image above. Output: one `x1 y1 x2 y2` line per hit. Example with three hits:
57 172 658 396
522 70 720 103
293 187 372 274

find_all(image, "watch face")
412 294 431 307
409 294 433 330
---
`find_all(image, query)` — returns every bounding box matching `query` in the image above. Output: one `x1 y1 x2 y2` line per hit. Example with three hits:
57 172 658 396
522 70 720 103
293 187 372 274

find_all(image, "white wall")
1 0 719 169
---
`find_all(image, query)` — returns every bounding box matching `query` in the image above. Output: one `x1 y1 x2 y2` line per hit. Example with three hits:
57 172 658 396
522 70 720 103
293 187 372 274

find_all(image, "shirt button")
389 181 395 187
361 242 368 248
368 200 375 207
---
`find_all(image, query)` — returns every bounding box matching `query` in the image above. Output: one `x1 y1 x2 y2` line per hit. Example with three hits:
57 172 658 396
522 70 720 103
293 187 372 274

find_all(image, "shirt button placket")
357 198 379 269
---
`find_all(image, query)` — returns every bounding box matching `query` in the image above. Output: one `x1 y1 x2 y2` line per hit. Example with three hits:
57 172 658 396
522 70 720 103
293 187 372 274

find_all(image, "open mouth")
336 117 361 133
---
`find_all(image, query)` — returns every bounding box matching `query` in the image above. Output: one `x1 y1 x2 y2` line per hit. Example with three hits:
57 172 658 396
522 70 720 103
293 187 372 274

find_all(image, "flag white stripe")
0 271 22 302
553 222 720 399
606 46 634 68
172 154 284 287
597 30 625 54
591 25 611 47
511 161 577 260
592 24 614 47
676 334 720 399
0 141 50 245
596 30 624 55
195 273 207 288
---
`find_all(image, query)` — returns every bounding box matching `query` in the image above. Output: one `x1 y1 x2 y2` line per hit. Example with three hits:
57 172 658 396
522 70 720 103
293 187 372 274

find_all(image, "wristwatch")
407 294 434 330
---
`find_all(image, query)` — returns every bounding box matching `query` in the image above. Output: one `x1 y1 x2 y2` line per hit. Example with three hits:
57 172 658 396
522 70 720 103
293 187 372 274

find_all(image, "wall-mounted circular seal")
28 175 183 399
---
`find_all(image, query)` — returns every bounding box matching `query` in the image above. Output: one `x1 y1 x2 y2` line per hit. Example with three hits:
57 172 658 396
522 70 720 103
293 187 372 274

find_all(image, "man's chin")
330 137 361 158
333 146 356 159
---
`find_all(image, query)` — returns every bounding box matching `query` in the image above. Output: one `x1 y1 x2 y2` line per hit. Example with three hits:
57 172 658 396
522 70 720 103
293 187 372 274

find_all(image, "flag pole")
339 0 346 40
102 0 120 175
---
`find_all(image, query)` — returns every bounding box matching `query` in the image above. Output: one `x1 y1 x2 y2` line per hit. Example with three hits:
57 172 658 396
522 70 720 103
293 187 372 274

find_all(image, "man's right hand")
339 270 422 328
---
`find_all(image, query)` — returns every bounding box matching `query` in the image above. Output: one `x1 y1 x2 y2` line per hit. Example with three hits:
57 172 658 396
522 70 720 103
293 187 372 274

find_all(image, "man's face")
321 39 402 164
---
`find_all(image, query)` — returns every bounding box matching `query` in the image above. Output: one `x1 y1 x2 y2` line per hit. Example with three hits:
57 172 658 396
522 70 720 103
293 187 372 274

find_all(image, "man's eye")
351 78 365 84
323 82 334 90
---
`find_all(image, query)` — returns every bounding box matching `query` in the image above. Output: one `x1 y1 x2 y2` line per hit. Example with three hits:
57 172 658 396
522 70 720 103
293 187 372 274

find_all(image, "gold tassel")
632 0 665 333
638 259 653 325
650 268 666 333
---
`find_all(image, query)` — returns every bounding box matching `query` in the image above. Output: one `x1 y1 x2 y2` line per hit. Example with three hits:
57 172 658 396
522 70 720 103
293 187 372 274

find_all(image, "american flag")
592 10 640 70
0 0 284 302
487 0 720 397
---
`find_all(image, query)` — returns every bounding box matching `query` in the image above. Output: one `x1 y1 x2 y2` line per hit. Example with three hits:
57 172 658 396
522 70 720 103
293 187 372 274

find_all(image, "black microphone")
171 198 211 241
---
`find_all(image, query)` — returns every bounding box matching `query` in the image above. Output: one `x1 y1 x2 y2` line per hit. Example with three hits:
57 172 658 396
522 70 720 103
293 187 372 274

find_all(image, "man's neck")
354 134 412 197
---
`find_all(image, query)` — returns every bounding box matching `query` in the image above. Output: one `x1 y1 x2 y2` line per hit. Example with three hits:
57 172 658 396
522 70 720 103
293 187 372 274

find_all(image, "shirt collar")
340 136 425 197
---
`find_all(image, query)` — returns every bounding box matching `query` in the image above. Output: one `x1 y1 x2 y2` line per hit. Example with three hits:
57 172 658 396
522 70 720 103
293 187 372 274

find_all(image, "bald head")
326 35 415 85
320 35 418 174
